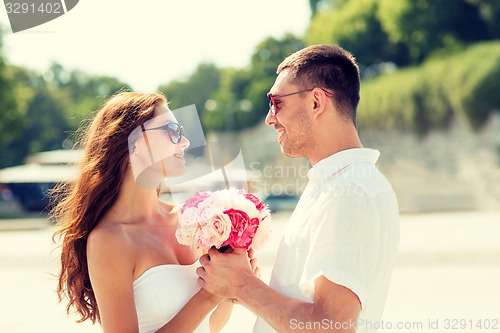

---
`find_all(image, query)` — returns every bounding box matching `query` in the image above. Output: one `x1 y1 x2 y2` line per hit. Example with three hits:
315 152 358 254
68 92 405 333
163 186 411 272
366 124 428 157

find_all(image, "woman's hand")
197 285 225 305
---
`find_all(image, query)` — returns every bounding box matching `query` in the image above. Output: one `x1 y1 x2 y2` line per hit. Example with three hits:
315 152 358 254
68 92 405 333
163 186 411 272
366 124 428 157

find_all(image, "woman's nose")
180 135 190 149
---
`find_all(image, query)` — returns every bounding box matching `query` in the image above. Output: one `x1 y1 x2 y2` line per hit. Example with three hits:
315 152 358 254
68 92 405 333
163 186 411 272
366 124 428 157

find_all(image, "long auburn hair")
50 91 167 323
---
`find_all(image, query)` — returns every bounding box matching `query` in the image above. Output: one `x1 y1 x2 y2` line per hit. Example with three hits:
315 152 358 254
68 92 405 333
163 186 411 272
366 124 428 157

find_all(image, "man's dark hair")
277 44 360 125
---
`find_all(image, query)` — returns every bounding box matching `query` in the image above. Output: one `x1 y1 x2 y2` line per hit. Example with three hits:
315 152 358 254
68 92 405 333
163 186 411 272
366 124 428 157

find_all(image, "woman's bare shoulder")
87 221 135 259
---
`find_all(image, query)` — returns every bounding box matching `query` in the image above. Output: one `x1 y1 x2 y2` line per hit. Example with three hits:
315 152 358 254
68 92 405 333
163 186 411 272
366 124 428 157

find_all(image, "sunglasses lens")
267 93 275 114
167 123 182 143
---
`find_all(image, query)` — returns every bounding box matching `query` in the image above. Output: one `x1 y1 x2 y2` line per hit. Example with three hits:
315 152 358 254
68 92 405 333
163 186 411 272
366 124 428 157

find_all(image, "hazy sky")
0 0 310 92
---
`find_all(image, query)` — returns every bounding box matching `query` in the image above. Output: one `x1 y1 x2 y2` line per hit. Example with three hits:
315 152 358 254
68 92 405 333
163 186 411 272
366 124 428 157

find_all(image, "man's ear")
311 90 327 119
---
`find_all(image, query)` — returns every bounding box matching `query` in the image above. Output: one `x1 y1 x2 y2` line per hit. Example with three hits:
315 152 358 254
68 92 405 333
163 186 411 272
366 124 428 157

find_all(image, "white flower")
251 216 272 251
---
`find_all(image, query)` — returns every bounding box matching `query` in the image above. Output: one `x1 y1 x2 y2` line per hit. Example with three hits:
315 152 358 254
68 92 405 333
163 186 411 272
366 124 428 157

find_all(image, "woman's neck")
107 168 165 223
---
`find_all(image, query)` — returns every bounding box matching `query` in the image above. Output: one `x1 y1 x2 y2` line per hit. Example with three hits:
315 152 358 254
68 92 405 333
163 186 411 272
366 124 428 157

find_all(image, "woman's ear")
131 142 138 154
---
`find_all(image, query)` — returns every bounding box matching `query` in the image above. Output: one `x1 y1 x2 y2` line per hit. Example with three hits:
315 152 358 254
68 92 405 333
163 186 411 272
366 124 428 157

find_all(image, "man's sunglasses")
267 87 334 116
141 122 184 144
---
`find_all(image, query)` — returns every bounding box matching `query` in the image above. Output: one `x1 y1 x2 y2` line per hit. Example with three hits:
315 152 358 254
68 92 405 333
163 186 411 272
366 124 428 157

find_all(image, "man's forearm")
235 275 360 333
235 276 316 333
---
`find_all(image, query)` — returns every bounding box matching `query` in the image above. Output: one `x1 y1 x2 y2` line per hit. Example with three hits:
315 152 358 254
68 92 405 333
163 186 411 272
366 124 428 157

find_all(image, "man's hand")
196 247 255 299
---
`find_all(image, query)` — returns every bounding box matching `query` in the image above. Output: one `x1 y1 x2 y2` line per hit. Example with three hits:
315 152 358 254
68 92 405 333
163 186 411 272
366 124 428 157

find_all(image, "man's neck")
308 128 363 166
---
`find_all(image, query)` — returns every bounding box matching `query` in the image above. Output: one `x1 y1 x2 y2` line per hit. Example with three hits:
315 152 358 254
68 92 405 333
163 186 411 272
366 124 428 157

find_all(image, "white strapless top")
133 262 210 333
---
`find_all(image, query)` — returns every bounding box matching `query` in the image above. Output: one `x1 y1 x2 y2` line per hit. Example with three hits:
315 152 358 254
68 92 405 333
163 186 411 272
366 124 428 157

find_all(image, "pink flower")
181 191 211 213
244 193 265 211
176 187 272 251
222 209 259 248
196 211 232 250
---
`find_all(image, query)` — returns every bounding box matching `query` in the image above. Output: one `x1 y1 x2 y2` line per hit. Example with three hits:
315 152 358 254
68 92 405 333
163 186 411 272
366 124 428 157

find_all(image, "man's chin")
281 146 303 158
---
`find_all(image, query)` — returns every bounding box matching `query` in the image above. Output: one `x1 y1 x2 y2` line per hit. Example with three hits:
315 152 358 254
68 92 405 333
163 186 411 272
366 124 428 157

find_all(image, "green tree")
476 0 500 38
202 67 254 131
158 62 221 113
0 29 27 167
306 0 409 67
377 0 490 64
1 61 132 167
2 66 72 165
49 64 132 127
307 0 498 68
309 0 322 17
358 41 500 133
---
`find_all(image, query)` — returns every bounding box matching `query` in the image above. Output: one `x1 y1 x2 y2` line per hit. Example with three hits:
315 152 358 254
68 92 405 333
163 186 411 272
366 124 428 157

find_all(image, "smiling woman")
50 91 233 333
129 104 190 190
50 92 168 323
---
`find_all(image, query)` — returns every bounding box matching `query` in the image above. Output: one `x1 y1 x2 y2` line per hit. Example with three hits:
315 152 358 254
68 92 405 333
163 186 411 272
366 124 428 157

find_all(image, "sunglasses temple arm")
141 125 156 165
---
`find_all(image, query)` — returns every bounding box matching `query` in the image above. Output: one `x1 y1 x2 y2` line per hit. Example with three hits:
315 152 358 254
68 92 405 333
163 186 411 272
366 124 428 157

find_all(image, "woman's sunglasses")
141 122 184 144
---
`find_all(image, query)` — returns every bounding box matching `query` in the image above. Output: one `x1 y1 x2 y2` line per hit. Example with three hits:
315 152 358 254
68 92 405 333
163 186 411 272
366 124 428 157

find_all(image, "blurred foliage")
5 66 72 164
0 56 131 168
0 28 25 167
477 0 500 38
377 0 489 64
358 41 500 134
306 0 410 67
157 62 221 116
307 0 499 68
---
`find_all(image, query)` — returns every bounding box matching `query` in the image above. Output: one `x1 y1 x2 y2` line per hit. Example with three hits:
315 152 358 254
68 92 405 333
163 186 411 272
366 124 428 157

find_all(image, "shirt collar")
307 148 380 181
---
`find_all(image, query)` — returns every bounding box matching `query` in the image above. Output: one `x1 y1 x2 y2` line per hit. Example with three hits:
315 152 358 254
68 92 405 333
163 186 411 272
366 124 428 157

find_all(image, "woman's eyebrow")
149 119 170 128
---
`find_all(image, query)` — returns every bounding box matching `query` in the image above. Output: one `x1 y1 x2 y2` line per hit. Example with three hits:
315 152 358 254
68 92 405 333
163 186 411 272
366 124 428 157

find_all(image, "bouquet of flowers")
176 188 272 251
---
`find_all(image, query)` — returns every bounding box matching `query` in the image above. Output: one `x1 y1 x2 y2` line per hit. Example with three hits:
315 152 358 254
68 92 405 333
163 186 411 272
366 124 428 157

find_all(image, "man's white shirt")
253 148 400 333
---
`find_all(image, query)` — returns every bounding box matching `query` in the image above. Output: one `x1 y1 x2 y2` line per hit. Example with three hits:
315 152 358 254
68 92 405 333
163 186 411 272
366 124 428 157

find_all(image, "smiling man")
197 44 400 333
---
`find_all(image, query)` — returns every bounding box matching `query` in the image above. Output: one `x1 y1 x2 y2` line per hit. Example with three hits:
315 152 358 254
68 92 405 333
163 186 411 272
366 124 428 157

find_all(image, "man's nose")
265 109 276 126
